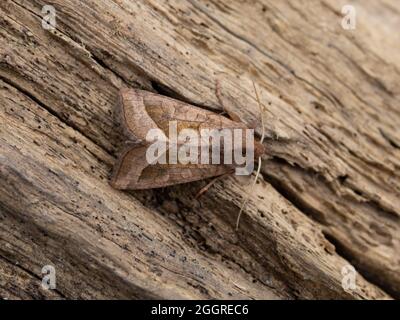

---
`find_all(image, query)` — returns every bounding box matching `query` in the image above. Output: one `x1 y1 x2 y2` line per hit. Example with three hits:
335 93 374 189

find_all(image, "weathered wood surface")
0 0 399 299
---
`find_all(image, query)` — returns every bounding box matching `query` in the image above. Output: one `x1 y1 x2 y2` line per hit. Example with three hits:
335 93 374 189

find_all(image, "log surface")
0 0 399 299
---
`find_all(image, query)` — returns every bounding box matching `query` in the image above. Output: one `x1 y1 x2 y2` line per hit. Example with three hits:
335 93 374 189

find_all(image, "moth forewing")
110 89 264 190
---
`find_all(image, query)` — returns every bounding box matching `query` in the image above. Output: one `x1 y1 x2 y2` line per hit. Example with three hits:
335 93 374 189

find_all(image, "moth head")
254 140 265 159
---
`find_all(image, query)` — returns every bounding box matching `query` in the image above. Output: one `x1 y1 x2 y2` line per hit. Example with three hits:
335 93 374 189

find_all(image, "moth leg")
195 170 234 199
215 80 242 122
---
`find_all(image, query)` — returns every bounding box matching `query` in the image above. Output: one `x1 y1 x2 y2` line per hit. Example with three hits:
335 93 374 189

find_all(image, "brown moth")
110 88 264 190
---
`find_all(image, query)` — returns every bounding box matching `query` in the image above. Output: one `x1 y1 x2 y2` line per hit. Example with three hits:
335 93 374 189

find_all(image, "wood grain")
0 0 399 299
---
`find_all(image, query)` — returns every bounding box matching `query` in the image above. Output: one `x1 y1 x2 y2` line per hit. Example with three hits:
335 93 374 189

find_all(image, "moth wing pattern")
111 89 258 190
119 89 248 140
117 88 160 141
110 144 233 190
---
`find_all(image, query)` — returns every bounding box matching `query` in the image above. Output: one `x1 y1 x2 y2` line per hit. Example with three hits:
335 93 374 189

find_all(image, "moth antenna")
252 80 266 144
235 156 262 230
235 81 265 230
215 79 228 115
